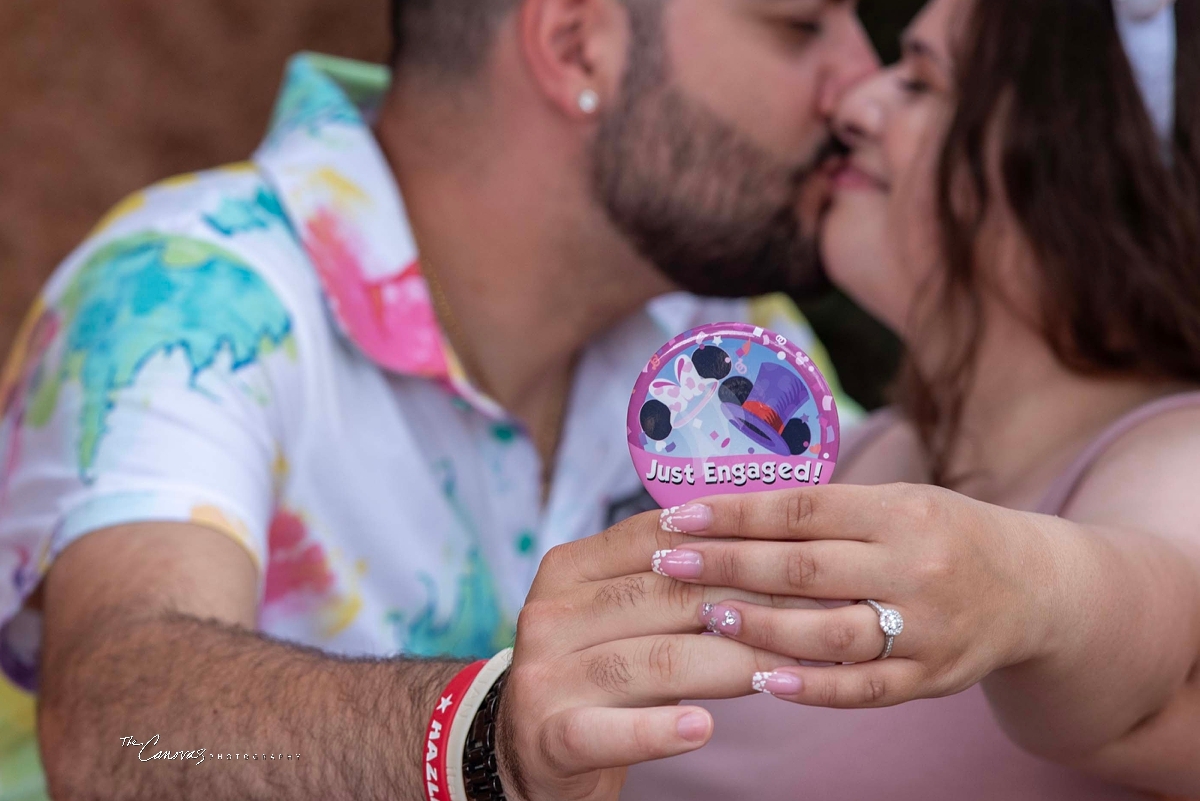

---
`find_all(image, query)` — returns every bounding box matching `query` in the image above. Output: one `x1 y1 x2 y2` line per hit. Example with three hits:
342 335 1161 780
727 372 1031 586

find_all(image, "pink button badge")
628 323 840 508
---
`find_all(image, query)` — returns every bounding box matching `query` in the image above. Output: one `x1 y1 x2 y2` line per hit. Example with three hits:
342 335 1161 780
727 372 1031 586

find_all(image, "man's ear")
517 0 630 120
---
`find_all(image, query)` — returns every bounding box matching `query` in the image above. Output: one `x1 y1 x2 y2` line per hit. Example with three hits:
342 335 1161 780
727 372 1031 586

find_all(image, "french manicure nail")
652 549 704 579
677 711 711 742
701 603 741 636
751 671 803 697
660 504 714 534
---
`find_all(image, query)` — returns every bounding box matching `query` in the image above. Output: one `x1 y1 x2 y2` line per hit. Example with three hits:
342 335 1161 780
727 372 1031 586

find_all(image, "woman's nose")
834 78 886 148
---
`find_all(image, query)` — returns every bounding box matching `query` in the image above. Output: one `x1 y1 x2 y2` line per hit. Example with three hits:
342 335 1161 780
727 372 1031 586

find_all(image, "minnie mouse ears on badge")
1114 0 1177 150
628 323 840 508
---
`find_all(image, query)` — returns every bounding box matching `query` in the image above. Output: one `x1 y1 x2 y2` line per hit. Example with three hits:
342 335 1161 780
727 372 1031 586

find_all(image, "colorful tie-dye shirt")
0 53 860 799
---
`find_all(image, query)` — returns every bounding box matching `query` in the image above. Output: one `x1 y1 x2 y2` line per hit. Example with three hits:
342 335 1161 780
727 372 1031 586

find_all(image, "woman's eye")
899 78 931 95
786 19 822 37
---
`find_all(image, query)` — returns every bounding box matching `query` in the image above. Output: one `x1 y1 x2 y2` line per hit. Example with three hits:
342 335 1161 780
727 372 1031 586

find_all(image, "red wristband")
423 661 487 801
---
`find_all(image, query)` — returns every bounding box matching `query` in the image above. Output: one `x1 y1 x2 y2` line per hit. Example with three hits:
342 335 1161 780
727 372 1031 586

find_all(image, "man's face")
592 0 879 298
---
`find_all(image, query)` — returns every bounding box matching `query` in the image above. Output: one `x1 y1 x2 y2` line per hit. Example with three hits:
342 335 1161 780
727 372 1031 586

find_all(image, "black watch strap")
461 669 509 800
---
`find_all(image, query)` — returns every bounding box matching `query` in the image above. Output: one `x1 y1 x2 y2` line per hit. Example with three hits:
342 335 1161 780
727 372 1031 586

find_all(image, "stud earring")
578 89 600 115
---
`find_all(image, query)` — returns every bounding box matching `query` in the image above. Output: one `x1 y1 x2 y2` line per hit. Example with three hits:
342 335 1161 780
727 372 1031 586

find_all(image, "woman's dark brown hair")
904 0 1200 483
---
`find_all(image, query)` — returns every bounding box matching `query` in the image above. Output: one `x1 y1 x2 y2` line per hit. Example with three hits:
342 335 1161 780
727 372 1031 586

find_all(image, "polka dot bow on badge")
628 323 840 508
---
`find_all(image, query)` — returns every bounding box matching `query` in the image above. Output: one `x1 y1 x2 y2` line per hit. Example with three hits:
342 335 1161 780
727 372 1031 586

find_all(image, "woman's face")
821 0 967 336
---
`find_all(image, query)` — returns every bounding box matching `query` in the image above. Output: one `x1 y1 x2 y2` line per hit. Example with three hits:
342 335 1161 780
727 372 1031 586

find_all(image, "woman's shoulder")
835 408 930 487
1064 397 1200 538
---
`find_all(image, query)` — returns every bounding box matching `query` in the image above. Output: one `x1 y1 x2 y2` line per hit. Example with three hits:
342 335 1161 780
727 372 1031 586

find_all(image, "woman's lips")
832 164 889 192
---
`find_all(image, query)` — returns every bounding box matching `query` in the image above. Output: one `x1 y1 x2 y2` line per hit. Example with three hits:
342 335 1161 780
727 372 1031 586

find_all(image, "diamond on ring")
860 600 904 661
878 608 904 637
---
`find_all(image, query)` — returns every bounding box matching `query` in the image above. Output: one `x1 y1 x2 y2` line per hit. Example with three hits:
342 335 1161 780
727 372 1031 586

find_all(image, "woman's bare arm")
983 409 1200 796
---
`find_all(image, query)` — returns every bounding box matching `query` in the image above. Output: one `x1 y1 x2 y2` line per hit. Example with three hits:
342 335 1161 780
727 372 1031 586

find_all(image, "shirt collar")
254 52 506 418
254 53 700 420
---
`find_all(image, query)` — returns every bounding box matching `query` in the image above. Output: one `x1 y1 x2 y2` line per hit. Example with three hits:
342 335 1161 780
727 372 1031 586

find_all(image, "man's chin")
780 185 837 301
788 248 832 303
797 159 843 236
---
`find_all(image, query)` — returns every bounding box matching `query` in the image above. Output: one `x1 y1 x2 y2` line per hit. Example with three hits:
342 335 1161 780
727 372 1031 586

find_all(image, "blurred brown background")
0 0 920 407
0 0 391 359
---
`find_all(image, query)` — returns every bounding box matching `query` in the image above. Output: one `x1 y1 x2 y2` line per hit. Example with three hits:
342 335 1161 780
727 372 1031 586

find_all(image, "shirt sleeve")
0 228 301 689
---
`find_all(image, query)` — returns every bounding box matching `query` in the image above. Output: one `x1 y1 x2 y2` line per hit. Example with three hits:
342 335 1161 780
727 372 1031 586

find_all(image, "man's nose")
818 18 882 120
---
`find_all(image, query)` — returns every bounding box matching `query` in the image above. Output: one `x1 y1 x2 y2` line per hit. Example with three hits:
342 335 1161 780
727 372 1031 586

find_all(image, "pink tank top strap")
1036 391 1200 516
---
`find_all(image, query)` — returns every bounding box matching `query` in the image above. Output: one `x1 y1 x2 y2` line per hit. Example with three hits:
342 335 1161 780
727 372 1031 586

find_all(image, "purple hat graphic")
721 362 811 456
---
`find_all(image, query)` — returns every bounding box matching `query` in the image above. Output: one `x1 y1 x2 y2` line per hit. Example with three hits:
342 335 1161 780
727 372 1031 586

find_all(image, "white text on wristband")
424 661 487 801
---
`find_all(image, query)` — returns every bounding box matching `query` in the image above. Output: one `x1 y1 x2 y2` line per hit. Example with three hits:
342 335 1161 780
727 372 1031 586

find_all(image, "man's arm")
40 511 806 801
38 522 464 801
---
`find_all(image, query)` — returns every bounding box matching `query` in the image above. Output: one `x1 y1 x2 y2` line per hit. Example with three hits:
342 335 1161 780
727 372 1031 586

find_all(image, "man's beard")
590 8 836 299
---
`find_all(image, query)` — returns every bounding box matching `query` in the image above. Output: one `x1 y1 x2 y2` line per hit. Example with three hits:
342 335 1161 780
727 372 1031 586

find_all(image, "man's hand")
496 509 812 801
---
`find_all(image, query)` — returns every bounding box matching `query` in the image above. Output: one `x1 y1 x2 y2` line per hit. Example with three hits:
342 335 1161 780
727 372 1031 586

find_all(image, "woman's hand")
649 484 1060 708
